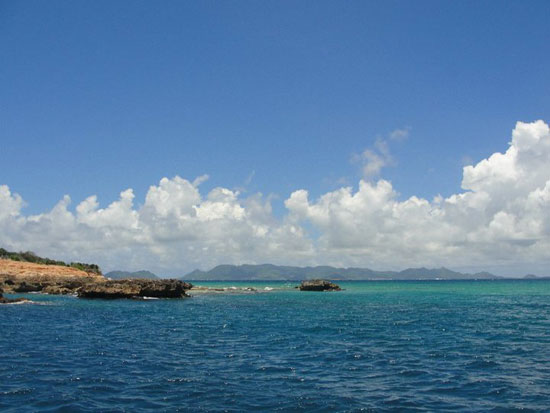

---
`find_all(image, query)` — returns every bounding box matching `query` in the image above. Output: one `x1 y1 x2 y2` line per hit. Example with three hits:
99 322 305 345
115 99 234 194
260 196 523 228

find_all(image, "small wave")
166 377 195 383
142 296 159 300
466 359 498 368
1 388 33 396
0 299 37 305
223 287 257 292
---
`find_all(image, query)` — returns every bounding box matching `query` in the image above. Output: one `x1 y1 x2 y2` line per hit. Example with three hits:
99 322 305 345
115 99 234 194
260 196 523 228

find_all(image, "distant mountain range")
183 264 504 281
105 270 159 280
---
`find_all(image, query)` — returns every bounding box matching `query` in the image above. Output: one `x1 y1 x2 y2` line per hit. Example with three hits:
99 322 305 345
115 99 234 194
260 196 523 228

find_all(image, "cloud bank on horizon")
1 120 550 276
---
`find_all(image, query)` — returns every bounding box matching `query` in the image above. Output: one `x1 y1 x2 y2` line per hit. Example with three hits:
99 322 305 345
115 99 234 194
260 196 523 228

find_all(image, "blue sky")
1 1 550 275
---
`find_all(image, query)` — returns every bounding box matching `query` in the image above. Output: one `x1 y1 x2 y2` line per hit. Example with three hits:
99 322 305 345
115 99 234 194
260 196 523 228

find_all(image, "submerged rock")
77 279 193 299
299 279 341 292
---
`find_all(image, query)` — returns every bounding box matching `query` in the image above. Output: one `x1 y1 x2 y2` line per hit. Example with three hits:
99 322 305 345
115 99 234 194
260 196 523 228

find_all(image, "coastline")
2 258 547 303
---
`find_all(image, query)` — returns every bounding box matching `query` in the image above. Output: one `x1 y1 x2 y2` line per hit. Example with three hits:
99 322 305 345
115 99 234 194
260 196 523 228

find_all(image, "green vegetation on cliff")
0 248 102 275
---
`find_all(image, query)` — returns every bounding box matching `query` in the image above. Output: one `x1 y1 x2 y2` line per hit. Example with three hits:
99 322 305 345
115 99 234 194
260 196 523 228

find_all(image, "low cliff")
0 259 192 299
0 259 106 294
78 279 192 299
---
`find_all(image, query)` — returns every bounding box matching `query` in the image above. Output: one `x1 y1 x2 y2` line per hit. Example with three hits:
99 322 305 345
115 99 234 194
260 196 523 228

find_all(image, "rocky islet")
299 279 342 291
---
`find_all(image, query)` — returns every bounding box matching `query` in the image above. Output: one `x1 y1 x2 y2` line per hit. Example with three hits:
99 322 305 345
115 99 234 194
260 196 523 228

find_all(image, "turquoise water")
1 280 550 411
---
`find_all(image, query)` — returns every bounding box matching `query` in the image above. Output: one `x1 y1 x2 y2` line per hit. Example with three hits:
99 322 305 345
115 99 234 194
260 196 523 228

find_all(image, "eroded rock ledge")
78 279 193 299
0 274 101 295
0 275 193 300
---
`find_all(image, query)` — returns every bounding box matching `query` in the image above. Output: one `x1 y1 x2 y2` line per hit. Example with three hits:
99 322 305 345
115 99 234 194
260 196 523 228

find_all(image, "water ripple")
1 281 550 411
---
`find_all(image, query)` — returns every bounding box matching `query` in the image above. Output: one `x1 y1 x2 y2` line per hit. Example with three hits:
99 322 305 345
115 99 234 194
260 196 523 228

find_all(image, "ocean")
1 280 550 411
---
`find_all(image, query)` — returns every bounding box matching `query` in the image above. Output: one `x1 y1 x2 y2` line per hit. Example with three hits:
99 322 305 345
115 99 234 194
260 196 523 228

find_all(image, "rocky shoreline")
0 277 342 301
0 259 195 300
0 274 193 300
0 259 341 302
0 258 341 303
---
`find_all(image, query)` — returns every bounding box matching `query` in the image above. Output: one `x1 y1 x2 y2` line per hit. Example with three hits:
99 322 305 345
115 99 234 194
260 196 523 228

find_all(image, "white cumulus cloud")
287 120 550 274
353 127 409 179
1 120 550 276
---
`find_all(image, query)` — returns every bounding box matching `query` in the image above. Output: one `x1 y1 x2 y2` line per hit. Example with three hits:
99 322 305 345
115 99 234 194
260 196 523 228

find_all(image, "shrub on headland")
69 262 101 274
0 248 102 275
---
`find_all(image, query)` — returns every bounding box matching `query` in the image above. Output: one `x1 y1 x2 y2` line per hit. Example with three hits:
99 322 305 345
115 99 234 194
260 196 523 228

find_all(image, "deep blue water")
2 280 550 412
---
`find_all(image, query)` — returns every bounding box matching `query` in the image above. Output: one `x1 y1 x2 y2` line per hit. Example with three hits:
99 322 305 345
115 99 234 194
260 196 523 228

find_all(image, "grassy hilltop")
0 248 101 275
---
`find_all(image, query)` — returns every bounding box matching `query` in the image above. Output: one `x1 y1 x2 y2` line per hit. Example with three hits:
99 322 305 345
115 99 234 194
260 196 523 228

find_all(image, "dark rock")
299 279 341 291
11 281 44 293
77 279 193 299
0 296 30 304
42 279 91 295
0 287 30 304
42 285 76 295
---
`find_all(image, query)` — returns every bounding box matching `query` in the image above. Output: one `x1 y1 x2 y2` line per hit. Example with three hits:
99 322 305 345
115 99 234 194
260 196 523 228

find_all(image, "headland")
0 256 192 300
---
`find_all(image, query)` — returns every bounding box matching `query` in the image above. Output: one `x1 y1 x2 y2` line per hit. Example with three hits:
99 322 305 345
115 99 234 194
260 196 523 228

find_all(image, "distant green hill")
183 264 501 281
105 270 159 280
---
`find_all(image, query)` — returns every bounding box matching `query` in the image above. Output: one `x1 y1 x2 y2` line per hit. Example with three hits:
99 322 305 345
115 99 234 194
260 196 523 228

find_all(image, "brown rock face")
0 275 104 294
299 279 341 291
77 279 193 299
42 284 81 295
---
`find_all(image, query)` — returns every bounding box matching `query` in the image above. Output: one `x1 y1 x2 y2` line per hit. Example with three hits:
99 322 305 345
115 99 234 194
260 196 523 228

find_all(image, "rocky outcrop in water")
299 279 341 291
0 286 30 304
0 295 29 304
77 279 193 299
